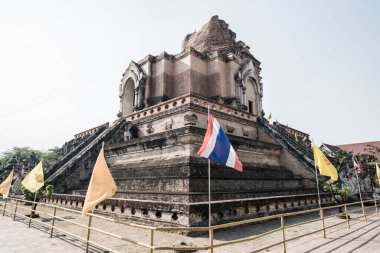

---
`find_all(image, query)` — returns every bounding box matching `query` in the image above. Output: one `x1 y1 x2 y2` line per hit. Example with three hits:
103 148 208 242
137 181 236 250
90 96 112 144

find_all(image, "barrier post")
149 228 154 253
281 215 286 253
50 207 57 238
28 200 36 228
13 200 19 221
85 215 93 253
344 205 350 228
320 209 326 238
209 227 214 253
2 198 7 216
374 198 378 216
361 201 367 222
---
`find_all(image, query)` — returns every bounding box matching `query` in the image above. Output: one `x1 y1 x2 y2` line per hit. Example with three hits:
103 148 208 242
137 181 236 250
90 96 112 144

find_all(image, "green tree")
323 179 350 214
0 146 42 170
365 145 380 158
21 185 54 217
41 146 62 169
0 146 62 171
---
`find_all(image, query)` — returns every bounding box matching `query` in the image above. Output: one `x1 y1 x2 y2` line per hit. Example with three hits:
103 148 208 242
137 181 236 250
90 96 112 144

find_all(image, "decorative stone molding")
164 119 173 130
44 193 333 227
126 94 256 124
242 127 250 137
226 124 235 134
146 122 154 134
184 112 198 126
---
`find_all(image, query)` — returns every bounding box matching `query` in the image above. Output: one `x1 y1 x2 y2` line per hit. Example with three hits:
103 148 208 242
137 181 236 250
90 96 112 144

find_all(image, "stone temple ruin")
44 16 330 226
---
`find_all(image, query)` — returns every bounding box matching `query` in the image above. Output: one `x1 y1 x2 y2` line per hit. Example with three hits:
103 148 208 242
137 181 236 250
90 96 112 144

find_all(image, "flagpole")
314 166 322 209
312 141 322 209
28 191 37 228
353 167 366 221
207 104 211 228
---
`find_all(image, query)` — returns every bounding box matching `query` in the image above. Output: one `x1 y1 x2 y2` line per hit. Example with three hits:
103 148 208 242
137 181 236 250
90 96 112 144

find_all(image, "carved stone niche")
164 119 173 130
238 104 248 111
184 113 198 126
226 124 235 134
242 127 250 137
146 122 154 134
124 122 139 141
222 97 239 107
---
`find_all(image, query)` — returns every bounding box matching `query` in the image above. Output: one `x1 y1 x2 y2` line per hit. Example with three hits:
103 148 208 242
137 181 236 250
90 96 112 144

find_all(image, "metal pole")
209 227 214 253
149 228 154 253
320 209 326 238
344 205 351 228
85 215 93 253
280 215 286 253
314 165 324 237
207 104 212 228
2 198 7 216
208 159 211 228
314 166 322 209
354 169 367 222
50 207 57 238
28 192 37 228
13 200 18 221
374 196 379 216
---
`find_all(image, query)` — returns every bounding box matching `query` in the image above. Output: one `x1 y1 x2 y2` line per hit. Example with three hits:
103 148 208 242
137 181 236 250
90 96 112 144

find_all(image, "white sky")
0 0 379 153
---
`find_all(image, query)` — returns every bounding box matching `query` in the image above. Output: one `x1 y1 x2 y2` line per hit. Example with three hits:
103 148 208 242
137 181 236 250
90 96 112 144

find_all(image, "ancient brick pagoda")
45 16 327 226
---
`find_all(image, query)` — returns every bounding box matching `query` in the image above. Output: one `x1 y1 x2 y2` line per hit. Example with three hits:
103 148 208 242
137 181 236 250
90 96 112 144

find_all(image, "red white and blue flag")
197 114 243 172
352 156 365 174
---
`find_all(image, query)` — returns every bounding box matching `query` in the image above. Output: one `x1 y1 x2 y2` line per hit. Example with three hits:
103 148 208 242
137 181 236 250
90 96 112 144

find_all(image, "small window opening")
248 100 253 114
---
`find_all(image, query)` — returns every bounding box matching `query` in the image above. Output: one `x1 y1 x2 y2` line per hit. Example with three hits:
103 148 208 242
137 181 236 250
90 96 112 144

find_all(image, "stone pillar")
134 89 138 111
138 84 145 109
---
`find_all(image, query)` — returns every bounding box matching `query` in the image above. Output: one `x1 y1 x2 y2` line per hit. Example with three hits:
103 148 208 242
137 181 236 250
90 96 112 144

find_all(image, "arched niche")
245 78 259 115
119 61 146 117
235 60 263 114
122 78 136 115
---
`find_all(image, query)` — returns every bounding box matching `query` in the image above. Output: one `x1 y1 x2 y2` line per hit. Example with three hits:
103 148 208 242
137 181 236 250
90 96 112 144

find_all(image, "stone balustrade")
125 94 257 123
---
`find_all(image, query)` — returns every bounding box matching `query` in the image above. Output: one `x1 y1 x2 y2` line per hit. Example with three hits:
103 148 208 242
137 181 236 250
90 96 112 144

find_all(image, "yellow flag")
21 162 44 193
312 144 338 181
0 170 14 198
376 163 380 181
82 146 117 216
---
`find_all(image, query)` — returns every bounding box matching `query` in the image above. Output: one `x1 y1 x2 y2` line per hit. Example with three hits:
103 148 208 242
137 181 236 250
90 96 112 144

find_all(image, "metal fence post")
149 228 154 253
374 198 378 216
320 209 326 238
209 227 214 253
280 215 286 253
28 201 35 228
50 207 57 238
361 202 367 222
2 198 7 216
13 200 19 221
85 215 93 253
344 205 350 228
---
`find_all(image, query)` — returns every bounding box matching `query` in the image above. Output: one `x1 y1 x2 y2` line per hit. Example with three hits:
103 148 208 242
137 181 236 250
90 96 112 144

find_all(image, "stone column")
134 89 138 111
138 84 145 109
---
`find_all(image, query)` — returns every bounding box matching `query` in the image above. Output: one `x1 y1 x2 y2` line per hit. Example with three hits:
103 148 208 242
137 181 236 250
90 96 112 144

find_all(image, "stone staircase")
45 119 126 185
259 118 315 170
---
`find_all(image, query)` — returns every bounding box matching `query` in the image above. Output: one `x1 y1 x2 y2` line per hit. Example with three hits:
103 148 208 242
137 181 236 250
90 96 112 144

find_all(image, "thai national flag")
197 114 243 172
352 156 365 174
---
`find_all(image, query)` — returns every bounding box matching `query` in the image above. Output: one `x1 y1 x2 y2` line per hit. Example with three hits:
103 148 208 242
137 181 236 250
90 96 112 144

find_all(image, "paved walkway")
0 214 84 253
284 215 380 253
